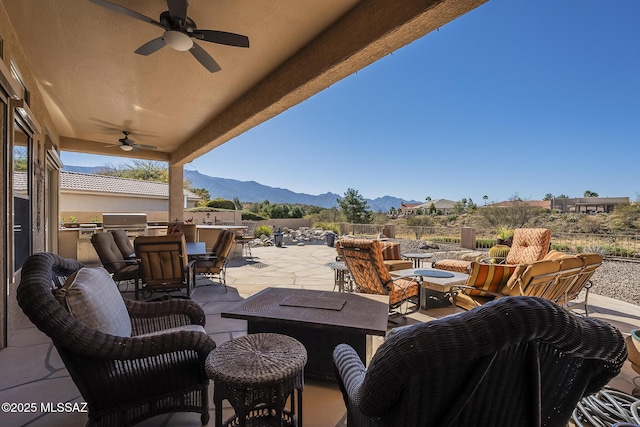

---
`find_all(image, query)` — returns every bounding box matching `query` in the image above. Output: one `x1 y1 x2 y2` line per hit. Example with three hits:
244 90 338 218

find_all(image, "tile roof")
60 171 199 199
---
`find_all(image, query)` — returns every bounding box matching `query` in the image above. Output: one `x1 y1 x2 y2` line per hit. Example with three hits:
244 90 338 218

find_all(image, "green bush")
185 206 235 213
255 225 272 238
550 243 570 252
206 198 236 210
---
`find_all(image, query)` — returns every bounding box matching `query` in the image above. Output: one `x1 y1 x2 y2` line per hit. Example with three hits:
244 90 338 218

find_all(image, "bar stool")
206 333 307 427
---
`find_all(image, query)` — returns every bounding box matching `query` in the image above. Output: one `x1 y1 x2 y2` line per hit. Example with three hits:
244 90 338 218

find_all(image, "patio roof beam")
171 0 488 166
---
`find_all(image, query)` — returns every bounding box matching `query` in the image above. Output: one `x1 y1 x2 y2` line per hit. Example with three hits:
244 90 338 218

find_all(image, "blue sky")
62 0 640 205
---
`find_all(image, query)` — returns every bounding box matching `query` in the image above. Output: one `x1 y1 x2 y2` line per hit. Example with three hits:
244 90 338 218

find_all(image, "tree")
543 193 554 201
478 196 544 229
483 195 488 205
425 196 431 202
190 187 211 206
232 196 243 210
337 188 372 224
98 160 168 182
584 190 599 198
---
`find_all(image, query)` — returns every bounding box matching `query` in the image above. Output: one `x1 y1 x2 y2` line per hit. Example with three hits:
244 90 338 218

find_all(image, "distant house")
398 199 457 215
550 197 629 214
490 200 552 209
397 202 422 216
59 171 200 223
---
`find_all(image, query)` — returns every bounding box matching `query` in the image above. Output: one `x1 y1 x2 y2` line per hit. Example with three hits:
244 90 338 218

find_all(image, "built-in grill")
102 213 148 237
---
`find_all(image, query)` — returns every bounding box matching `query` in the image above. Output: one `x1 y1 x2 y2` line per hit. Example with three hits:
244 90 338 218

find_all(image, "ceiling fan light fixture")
163 30 193 51
120 144 134 152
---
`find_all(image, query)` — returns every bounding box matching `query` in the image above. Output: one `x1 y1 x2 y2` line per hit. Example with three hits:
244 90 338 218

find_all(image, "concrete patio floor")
1 243 640 426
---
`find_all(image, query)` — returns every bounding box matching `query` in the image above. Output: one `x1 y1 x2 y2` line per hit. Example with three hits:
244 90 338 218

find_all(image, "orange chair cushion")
384 259 413 271
505 228 551 265
378 241 401 260
465 263 518 296
432 259 471 273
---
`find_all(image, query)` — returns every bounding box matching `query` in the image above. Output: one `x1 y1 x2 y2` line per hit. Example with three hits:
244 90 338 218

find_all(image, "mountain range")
63 166 419 212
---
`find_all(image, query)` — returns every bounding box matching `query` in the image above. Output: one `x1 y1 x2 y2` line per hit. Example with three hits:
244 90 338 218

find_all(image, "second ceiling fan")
90 0 250 73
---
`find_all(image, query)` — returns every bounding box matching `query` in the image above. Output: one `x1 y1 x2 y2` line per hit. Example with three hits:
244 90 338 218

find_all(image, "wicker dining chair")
17 252 216 427
333 296 626 427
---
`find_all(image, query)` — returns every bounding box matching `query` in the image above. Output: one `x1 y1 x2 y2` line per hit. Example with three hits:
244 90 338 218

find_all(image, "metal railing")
340 223 640 259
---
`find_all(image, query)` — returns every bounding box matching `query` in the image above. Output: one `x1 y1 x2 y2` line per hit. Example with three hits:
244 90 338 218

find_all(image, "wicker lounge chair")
333 296 626 427
16 252 216 427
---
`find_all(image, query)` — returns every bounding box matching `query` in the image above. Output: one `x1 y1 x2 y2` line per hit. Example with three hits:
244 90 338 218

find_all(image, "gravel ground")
390 238 640 306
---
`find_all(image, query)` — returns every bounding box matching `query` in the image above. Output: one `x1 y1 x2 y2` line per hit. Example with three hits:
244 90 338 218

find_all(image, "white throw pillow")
58 267 132 337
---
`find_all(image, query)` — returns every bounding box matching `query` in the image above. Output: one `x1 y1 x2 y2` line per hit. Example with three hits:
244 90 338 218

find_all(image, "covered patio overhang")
2 0 487 220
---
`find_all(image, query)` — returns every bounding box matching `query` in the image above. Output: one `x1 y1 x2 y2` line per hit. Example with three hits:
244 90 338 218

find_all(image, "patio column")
168 164 184 223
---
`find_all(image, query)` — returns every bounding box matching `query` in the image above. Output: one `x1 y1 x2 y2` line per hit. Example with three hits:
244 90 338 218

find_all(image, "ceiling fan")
89 0 250 73
111 131 157 151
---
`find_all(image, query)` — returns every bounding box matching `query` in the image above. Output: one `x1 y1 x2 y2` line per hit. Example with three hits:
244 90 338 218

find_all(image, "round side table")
324 261 353 292
206 333 307 427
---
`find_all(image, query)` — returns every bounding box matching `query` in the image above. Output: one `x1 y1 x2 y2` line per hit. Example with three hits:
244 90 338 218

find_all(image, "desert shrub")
255 225 272 237
603 246 637 258
314 221 340 234
577 215 603 233
550 243 570 252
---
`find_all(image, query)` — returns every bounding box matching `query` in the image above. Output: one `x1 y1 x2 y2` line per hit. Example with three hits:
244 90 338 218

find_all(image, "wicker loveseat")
17 252 216 427
333 296 626 427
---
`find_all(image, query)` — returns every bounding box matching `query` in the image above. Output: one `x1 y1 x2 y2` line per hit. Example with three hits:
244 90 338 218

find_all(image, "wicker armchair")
16 252 216 427
333 296 626 427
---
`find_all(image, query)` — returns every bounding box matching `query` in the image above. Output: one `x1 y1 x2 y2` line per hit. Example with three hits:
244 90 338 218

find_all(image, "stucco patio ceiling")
3 0 487 165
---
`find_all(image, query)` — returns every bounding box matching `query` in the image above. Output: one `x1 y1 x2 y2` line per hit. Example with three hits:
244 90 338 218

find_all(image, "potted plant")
495 226 514 247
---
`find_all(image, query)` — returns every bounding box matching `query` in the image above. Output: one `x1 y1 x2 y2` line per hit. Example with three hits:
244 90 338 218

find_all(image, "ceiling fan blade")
135 37 167 56
89 0 164 29
167 0 188 24
135 144 158 150
190 42 222 73
195 30 250 48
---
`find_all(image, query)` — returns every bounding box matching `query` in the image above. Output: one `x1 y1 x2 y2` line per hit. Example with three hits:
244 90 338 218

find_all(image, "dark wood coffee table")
221 288 389 382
